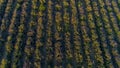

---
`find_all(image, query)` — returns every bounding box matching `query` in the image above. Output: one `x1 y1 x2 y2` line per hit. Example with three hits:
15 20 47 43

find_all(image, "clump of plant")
39 4 46 11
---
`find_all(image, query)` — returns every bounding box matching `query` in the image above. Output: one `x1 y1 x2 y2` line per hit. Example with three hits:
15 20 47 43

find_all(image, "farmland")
0 0 120 68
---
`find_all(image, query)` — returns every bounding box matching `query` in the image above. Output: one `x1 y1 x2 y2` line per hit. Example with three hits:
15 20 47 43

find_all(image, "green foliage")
0 0 120 68
55 4 61 11
17 0 23 4
39 4 46 11
0 59 7 68
78 2 82 7
16 3 20 9
63 1 69 8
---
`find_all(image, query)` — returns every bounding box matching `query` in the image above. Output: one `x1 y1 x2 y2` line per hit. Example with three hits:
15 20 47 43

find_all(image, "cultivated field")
0 0 120 68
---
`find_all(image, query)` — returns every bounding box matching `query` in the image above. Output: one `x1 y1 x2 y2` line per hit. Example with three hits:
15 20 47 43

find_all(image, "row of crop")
98 0 119 67
84 0 105 67
74 0 93 67
0 0 17 65
32 0 43 68
74 0 120 67
109 0 120 55
43 0 53 68
90 0 112 67
75 0 88 68
104 0 120 67
24 0 38 68
32 0 48 68
10 0 29 67
0 0 8 26
63 0 73 68
0 0 24 67
52 0 64 68
0 0 120 67
69 0 82 68
10 0 30 68
110 0 120 30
